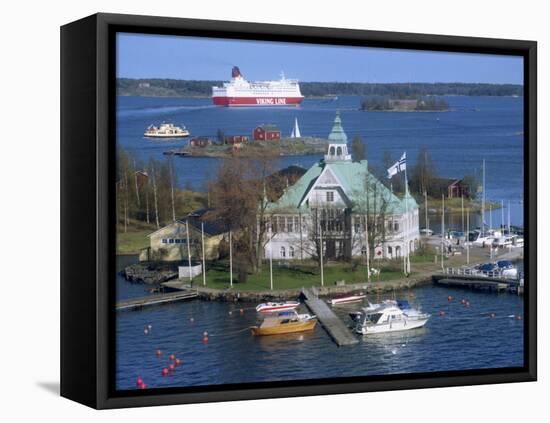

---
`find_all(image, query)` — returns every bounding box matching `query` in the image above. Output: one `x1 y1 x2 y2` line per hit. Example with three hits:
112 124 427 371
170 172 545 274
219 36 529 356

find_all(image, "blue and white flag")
387 152 406 179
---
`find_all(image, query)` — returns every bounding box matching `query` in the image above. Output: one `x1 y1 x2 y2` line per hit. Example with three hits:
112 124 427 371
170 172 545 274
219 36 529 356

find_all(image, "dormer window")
326 191 334 202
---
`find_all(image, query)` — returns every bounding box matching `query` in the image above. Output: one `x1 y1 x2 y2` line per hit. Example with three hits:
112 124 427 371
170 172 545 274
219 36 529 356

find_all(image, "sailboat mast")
481 159 486 236
441 194 445 270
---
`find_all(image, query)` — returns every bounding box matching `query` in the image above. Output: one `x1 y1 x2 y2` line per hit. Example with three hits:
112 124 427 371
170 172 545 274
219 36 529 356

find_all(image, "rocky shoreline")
192 277 432 303
123 263 433 302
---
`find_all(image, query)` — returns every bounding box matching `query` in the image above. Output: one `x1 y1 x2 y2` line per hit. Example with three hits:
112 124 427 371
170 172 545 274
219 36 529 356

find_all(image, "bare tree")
208 151 281 273
149 160 160 229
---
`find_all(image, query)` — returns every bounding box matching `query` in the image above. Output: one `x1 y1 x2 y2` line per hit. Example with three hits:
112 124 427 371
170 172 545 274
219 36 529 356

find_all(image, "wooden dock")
116 289 198 311
301 288 358 347
432 269 522 294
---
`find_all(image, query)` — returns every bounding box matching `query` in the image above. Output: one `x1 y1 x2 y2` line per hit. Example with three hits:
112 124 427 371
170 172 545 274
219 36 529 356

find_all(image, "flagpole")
186 220 193 282
441 194 445 270
229 230 233 288
404 158 410 275
269 225 273 290
201 221 206 286
319 219 324 287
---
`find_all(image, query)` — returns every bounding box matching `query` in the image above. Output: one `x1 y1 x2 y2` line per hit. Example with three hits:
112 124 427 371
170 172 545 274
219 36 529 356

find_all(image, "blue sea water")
117 95 524 226
116 257 524 390
116 95 525 390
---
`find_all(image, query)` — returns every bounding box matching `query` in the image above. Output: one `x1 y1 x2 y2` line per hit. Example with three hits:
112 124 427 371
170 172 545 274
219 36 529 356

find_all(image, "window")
169 239 174 244
361 246 367 256
162 239 168 244
287 217 293 233
280 246 286 258
289 246 295 258
294 216 300 232
394 222 399 232
388 246 393 255
336 146 342 156
330 146 335 155
326 191 334 202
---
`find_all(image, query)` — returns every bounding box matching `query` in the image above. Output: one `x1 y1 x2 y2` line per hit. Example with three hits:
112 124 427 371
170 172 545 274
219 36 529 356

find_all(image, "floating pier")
432 268 522 294
301 288 358 346
116 289 198 311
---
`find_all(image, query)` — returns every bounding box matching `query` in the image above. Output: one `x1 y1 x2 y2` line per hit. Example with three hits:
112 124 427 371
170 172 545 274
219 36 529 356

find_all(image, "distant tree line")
117 78 524 98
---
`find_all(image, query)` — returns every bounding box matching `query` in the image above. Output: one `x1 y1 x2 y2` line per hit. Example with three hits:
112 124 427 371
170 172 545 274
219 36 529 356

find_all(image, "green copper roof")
266 158 417 215
327 111 348 144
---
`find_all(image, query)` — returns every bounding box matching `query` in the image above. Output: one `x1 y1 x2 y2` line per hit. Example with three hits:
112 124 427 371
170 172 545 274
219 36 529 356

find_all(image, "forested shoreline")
117 78 523 98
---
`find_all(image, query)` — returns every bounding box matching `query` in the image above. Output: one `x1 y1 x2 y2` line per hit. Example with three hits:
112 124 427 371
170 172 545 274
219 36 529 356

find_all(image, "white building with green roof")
264 112 420 261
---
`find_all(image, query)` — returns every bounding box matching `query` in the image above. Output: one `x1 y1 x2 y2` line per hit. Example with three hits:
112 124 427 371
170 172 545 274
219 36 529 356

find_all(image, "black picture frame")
61 12 537 409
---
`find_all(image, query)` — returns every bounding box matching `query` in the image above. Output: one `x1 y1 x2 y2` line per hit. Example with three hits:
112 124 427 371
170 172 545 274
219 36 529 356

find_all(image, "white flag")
387 152 407 179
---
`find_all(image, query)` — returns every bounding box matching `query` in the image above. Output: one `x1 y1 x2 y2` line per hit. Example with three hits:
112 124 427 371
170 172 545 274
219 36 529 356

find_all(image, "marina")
301 288 358 346
115 94 526 390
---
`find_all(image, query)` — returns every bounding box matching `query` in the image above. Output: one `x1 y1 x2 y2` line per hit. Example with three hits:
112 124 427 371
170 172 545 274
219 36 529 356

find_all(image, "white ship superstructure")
212 66 304 107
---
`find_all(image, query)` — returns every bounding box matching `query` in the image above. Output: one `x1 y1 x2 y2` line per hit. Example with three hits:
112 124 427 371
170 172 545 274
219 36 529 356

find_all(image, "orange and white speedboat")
250 311 316 336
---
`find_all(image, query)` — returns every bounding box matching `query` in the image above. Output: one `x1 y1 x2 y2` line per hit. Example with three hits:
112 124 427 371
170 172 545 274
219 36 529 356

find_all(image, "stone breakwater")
194 277 432 303
123 263 178 285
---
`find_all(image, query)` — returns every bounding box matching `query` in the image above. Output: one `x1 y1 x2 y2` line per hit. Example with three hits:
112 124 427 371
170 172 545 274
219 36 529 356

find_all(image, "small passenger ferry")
144 122 189 138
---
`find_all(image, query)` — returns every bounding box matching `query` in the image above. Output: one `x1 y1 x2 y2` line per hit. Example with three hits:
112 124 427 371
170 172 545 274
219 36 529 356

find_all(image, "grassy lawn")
192 261 411 291
116 220 156 254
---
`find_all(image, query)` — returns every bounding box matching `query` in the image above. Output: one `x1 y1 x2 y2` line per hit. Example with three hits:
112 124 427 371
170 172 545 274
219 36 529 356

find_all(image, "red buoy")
169 363 175 372
136 377 143 387
175 358 181 366
156 349 162 357
460 299 466 305
169 354 175 361
240 308 244 315
162 368 169 377
139 383 147 390
447 295 453 302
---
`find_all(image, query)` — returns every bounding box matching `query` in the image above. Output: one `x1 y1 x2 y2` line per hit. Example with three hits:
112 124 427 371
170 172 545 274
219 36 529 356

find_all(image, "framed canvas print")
60 13 537 409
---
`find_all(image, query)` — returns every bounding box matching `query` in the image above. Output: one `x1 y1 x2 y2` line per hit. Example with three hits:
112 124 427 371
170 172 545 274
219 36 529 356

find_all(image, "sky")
117 33 523 84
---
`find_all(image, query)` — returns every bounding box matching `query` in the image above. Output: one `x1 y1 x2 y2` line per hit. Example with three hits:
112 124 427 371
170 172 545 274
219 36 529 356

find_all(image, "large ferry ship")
212 66 304 107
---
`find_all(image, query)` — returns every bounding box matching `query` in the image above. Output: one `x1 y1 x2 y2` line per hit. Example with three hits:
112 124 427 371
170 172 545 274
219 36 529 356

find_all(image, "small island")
164 137 329 158
360 96 449 112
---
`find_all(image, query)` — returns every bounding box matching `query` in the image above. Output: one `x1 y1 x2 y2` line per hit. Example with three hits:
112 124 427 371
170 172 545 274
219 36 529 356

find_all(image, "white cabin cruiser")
351 300 430 335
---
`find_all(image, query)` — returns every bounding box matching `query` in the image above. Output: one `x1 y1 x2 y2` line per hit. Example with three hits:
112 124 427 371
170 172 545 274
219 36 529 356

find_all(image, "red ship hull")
212 96 303 107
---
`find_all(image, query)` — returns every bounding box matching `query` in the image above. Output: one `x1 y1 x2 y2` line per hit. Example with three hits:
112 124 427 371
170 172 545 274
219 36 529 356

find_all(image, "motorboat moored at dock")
327 292 366 306
351 300 430 335
255 301 300 313
250 310 317 336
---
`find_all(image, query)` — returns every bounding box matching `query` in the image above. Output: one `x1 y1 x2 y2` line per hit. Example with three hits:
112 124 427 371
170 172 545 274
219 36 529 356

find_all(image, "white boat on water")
256 301 300 313
327 293 366 306
350 300 430 335
144 123 190 138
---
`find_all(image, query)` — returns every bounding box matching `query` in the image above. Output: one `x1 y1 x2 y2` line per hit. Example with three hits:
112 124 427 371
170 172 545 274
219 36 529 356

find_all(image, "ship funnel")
232 66 242 78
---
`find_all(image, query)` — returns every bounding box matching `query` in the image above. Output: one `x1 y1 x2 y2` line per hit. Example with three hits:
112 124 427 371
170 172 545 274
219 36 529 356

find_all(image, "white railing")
444 267 514 280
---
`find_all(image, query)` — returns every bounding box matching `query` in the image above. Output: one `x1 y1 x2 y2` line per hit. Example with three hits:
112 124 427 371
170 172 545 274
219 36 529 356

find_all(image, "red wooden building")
447 179 470 198
224 135 249 145
253 124 281 141
189 137 212 147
